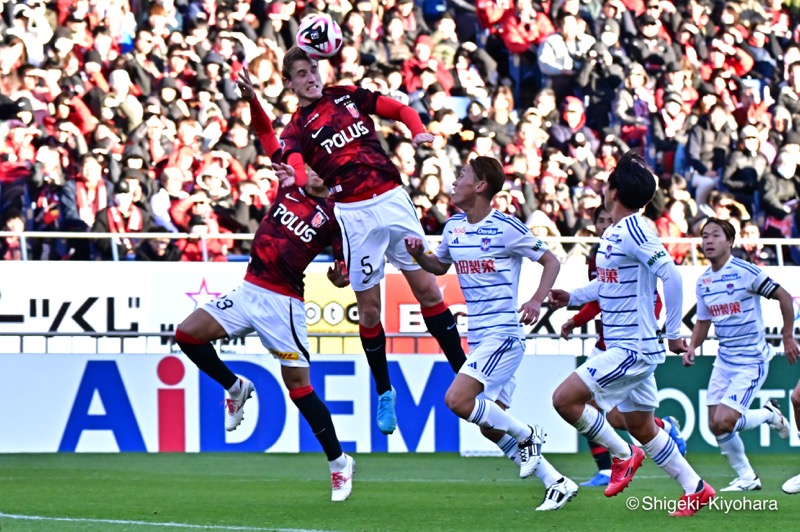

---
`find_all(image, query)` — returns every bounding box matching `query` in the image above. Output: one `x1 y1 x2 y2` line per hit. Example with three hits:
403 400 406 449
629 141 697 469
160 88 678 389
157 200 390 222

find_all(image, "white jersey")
573 213 674 363
435 210 547 347
696 256 777 365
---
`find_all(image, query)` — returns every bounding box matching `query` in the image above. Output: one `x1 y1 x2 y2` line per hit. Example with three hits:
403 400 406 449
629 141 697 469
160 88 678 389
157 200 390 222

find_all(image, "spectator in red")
176 214 229 262
402 34 453 94
699 32 754 80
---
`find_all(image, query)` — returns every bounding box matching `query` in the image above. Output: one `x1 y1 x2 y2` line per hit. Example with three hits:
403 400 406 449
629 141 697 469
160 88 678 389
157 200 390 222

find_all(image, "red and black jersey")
280 86 402 203
244 185 342 300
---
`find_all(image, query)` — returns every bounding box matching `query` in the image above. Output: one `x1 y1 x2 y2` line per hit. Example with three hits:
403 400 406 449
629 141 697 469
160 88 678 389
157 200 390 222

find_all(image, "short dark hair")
470 156 505 199
607 150 656 210
701 217 736 243
281 46 312 80
592 203 610 225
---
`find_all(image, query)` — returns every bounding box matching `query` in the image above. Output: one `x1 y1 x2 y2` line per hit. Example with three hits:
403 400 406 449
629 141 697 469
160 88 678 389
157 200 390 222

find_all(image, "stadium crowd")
1 0 800 263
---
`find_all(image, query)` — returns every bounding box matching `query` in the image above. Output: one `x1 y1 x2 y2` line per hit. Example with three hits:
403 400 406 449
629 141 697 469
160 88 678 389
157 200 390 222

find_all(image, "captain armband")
757 278 780 299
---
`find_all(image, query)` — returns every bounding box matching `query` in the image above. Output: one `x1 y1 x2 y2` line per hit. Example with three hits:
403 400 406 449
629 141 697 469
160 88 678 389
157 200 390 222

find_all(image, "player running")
175 71 354 502
405 156 577 511
278 46 465 435
561 205 686 487
684 217 796 491
548 151 714 516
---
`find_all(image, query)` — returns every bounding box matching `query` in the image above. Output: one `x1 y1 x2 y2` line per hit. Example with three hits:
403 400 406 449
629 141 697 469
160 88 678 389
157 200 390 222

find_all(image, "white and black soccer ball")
295 13 343 60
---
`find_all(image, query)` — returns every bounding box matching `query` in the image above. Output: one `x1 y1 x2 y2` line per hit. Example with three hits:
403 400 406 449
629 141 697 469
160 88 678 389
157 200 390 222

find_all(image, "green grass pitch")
1 453 799 531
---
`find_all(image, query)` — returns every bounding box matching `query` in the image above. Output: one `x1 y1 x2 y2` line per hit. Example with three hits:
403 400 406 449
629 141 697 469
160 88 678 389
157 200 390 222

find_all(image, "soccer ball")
296 13 343 60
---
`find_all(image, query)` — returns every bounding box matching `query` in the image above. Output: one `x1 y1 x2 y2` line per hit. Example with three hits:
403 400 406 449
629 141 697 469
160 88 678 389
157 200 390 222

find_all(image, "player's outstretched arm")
772 286 800 364
404 237 450 275
684 319 711 366
237 70 282 162
374 95 433 147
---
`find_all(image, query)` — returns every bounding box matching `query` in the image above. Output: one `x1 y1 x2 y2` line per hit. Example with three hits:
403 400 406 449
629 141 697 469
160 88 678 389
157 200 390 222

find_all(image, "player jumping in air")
548 151 715 516
175 71 355 502
405 156 577 511
278 46 466 435
684 217 796 491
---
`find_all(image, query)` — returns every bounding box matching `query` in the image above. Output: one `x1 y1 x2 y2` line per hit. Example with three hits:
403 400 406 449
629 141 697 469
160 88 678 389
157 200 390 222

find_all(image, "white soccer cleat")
764 399 791 439
536 477 579 511
225 377 254 432
782 473 800 494
720 477 761 492
331 454 355 502
519 425 545 479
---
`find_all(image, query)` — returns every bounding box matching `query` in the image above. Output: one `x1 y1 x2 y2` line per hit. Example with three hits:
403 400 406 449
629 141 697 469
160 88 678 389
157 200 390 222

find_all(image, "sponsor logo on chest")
273 203 318 243
596 266 619 283
320 120 370 154
709 301 742 317
454 259 496 274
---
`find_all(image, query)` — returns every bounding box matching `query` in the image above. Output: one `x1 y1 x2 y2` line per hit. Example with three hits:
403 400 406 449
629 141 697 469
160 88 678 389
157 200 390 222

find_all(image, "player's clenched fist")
547 289 570 310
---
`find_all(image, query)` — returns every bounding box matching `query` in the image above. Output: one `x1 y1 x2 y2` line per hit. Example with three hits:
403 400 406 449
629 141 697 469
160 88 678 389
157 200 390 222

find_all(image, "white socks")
495 434 560 485
574 404 631 459
644 428 701 494
329 453 348 472
734 409 772 432
716 432 756 480
468 398 530 441
533 457 562 487
227 378 242 396
496 434 521 464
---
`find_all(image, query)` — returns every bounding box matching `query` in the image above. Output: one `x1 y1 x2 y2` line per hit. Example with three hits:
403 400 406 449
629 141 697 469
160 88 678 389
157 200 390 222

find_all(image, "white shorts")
706 358 768 414
575 347 659 413
459 335 524 402
334 186 428 291
202 281 310 368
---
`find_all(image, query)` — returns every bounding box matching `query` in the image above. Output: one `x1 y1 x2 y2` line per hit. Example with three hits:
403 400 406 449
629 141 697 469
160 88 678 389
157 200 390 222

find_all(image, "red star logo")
186 278 222 310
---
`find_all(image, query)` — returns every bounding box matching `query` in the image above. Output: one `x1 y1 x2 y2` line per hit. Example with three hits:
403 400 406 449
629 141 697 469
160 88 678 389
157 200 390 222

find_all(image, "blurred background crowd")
1 0 800 264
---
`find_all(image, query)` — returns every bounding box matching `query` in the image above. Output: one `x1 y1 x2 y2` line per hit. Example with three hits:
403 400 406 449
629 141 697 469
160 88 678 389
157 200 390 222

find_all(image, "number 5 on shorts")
361 256 373 276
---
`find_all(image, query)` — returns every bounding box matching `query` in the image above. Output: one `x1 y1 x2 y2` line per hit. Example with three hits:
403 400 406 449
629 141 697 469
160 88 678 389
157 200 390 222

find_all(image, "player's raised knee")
792 386 800 408
709 415 736 435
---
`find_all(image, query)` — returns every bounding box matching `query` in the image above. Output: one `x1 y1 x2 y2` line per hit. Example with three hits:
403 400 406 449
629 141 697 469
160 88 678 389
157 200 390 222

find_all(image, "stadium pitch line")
0 512 338 532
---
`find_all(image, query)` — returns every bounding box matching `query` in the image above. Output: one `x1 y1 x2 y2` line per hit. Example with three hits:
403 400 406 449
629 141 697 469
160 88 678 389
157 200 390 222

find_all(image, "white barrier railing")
0 231 797 266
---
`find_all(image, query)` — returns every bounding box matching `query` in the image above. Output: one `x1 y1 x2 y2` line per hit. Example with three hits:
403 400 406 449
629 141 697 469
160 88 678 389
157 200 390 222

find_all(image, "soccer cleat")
720 476 761 492
604 445 645 497
664 416 687 456
225 377 254 432
377 387 397 435
331 454 355 502
764 399 791 439
580 471 611 487
536 477 579 511
519 425 545 479
782 473 800 494
669 481 716 517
